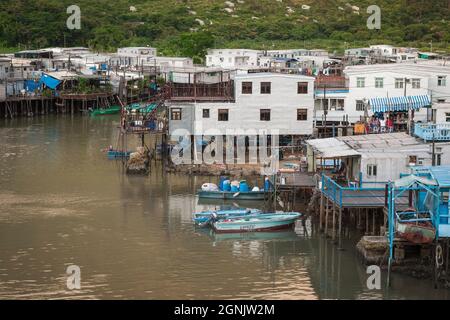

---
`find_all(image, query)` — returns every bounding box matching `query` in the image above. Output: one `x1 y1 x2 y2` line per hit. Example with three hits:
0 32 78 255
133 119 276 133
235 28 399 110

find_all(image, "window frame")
411 78 421 89
395 78 404 89
445 113 450 123
356 100 366 111
260 109 271 121
202 109 210 118
367 164 377 177
297 82 308 94
297 108 308 121
260 82 271 94
218 109 229 122
170 108 182 121
375 77 384 88
242 81 253 94
356 77 365 88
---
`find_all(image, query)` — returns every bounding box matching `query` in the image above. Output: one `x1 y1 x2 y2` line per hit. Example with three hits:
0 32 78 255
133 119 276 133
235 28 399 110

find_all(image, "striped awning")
369 95 431 113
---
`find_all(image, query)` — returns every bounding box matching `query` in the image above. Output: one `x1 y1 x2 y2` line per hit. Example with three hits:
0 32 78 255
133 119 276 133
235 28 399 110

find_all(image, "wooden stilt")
338 206 343 249
320 192 324 232
332 203 336 242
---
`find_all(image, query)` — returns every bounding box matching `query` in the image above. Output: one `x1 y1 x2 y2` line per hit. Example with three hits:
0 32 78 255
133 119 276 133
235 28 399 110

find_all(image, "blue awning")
39 74 61 90
369 95 431 112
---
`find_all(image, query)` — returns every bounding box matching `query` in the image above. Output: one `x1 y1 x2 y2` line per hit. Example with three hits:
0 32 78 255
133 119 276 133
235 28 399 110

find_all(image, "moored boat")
397 222 436 244
193 208 261 226
107 150 131 160
90 105 121 116
197 190 267 200
212 212 301 233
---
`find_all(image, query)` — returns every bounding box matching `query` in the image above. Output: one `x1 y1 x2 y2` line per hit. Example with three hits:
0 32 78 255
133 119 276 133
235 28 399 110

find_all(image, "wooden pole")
325 198 330 236
332 203 336 242
320 192 324 231
338 206 343 249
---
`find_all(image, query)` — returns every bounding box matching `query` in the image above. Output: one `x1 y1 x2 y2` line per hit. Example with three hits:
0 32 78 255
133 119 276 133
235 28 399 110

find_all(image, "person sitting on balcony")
379 117 386 133
386 117 394 132
369 117 379 133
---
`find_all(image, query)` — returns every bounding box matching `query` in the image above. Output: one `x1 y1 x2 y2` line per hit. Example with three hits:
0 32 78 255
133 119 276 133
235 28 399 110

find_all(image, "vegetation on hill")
0 0 449 61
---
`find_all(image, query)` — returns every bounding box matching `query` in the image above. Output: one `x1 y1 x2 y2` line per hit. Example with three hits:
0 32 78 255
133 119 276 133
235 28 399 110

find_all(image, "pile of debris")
126 147 150 175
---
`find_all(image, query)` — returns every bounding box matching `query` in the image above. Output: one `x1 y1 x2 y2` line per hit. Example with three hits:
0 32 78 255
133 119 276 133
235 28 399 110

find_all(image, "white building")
344 65 431 123
168 73 315 137
147 57 194 72
0 57 11 80
205 49 262 69
110 47 157 68
307 132 450 184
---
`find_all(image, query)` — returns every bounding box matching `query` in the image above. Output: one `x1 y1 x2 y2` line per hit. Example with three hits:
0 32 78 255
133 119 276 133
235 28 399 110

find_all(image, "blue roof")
413 166 450 187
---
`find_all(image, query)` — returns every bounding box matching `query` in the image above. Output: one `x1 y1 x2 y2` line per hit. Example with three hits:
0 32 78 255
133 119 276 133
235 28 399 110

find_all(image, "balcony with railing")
314 75 349 95
414 123 450 142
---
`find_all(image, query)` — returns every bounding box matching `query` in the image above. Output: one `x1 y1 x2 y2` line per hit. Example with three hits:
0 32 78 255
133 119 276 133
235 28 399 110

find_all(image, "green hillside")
0 0 449 60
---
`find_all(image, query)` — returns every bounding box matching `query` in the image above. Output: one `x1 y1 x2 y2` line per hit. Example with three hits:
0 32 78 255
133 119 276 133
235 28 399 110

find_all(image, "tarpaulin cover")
39 74 61 90
25 80 40 92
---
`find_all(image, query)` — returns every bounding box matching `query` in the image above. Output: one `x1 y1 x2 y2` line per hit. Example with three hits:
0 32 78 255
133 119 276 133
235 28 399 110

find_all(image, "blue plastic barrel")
264 178 271 191
222 180 231 192
239 180 249 192
219 176 228 191
230 185 239 193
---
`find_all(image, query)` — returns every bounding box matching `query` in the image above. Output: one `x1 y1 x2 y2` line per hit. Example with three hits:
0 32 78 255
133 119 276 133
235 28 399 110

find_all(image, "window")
356 77 365 88
261 82 271 94
408 155 417 166
297 82 308 94
356 100 366 111
367 164 377 177
438 99 446 104
170 108 182 120
202 109 210 118
375 77 384 88
438 76 447 87
329 99 345 111
395 78 404 89
446 113 450 122
412 78 421 89
297 109 308 121
218 109 229 121
260 109 271 121
242 82 252 94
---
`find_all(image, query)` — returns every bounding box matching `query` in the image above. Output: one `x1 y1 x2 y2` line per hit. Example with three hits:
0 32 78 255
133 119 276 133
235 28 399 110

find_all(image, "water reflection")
0 116 449 299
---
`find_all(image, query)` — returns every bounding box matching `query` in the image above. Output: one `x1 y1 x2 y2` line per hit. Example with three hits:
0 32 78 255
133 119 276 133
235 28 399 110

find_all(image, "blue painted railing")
414 123 450 141
321 174 387 207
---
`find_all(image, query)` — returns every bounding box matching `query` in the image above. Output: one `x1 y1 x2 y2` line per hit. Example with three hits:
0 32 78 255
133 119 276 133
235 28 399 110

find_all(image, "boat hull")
197 190 267 200
213 213 301 233
397 222 436 244
107 150 131 159
193 209 261 225
90 106 121 116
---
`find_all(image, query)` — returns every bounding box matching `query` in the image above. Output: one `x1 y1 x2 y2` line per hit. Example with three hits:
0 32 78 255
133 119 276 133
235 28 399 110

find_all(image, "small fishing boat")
198 178 272 201
90 105 121 116
197 190 267 200
107 150 131 160
397 222 436 244
193 208 261 226
213 212 301 233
